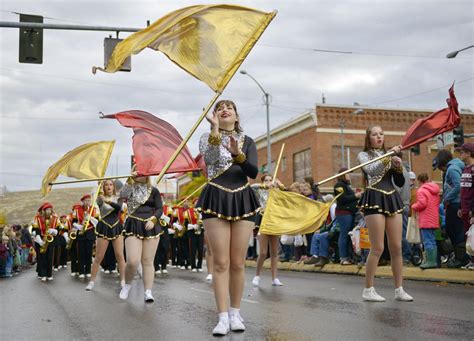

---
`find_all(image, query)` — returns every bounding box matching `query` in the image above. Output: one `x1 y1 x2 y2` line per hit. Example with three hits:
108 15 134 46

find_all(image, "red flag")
401 84 460 149
167 154 207 179
103 110 199 176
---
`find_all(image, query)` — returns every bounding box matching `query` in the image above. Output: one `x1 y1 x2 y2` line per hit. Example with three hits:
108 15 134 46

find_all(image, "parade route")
2 265 473 340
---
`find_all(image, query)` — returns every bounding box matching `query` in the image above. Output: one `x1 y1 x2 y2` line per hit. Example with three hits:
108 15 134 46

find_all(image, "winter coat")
334 180 358 214
412 182 441 229
443 158 464 205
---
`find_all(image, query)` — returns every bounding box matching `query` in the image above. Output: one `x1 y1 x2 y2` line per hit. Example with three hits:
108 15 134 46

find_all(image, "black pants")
36 243 53 278
101 242 116 271
77 239 94 275
189 231 204 269
170 237 178 266
69 239 78 273
177 237 190 268
154 230 170 270
445 203 465 246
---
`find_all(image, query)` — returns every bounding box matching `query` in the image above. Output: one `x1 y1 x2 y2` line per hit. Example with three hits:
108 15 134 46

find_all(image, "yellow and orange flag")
95 4 276 92
41 141 115 197
259 190 338 236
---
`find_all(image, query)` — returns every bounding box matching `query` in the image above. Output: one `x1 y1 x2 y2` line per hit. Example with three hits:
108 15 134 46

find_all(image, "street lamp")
240 70 272 173
340 108 364 167
446 45 474 58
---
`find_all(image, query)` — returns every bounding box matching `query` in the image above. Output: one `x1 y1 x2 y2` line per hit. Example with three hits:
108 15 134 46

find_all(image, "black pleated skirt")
358 188 404 216
196 183 260 222
124 217 162 240
95 220 124 240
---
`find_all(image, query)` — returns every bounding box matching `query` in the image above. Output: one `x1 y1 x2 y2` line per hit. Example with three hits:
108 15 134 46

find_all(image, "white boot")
394 287 413 301
362 287 386 302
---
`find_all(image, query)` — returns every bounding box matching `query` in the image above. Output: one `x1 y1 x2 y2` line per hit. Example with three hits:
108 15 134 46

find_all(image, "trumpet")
40 234 54 254
66 230 77 250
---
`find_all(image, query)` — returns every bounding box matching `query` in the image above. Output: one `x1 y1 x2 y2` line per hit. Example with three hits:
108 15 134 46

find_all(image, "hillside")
0 187 94 225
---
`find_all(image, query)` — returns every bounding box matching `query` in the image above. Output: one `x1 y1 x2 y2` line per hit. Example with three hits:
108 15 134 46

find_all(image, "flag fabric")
103 110 199 176
259 189 337 236
41 141 115 196
401 84 460 149
96 4 276 92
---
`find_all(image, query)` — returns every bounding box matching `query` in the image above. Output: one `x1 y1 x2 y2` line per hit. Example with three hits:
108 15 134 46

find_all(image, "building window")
293 149 312 181
281 157 286 173
261 161 276 174
331 145 364 189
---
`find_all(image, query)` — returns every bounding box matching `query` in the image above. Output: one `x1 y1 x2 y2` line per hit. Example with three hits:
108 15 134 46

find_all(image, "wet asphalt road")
1 265 473 341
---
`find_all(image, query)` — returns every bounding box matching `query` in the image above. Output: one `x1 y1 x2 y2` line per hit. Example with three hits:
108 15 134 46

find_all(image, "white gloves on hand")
187 224 197 230
73 223 83 231
173 222 183 231
35 235 45 246
48 228 58 236
168 228 175 235
160 214 171 224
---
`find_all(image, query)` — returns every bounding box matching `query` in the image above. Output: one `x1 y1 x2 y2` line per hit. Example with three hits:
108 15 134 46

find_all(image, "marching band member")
173 204 190 270
119 171 163 303
85 180 126 291
154 204 172 274
73 194 98 280
69 205 81 277
358 125 413 302
55 215 71 270
186 203 204 272
196 100 260 335
32 203 59 282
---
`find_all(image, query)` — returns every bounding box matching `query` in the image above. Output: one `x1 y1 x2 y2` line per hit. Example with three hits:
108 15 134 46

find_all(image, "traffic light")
453 125 464 148
19 14 43 64
410 144 420 155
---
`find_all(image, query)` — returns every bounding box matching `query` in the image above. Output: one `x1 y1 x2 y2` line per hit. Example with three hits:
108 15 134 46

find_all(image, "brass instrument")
176 223 187 238
39 234 54 254
159 216 169 227
66 230 77 250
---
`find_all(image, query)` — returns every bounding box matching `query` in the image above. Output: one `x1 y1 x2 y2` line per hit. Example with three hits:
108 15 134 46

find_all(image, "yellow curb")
245 260 474 284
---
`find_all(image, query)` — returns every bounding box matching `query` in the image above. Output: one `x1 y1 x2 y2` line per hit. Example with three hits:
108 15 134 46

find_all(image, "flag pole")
154 92 221 185
272 143 285 185
316 150 395 187
177 182 207 206
49 175 130 186
82 182 102 234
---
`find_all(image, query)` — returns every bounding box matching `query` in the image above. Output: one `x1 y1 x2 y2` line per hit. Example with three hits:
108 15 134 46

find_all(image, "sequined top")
199 130 246 180
357 149 392 187
251 184 270 209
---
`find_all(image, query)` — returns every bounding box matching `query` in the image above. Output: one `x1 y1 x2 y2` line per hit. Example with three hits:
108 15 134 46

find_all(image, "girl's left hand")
224 136 241 156
391 156 402 168
145 220 155 230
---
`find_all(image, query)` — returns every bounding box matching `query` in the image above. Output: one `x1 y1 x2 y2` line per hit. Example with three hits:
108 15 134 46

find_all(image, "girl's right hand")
206 111 219 130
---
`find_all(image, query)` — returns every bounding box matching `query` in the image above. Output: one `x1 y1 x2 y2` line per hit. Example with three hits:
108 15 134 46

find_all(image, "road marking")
190 288 260 304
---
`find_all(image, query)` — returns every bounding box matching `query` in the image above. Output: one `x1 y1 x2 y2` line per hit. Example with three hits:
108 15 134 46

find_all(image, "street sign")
436 132 454 149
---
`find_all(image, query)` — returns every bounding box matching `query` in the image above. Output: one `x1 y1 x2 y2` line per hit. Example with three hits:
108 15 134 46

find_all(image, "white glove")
89 217 98 227
173 222 183 231
31 231 37 237
73 223 83 231
160 214 171 224
187 224 197 230
48 228 58 236
63 232 69 244
35 235 45 246
198 213 203 220
168 228 175 235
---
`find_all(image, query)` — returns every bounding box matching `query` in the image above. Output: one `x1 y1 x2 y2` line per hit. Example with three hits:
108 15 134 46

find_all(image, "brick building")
254 104 474 191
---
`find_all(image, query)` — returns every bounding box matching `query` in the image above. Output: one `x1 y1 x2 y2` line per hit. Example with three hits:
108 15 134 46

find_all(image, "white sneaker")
70 272 77 277
144 290 155 303
104 270 110 274
229 314 245 331
197 268 203 272
272 278 283 286
180 266 186 270
171 265 176 269
78 274 85 280
162 269 168 274
155 270 161 275
119 284 132 300
252 276 260 287
111 269 118 274
53 268 58 272
41 277 47 282
206 274 213 282
58 265 63 269
85 282 94 291
63 265 68 268
192 268 197 273
362 287 386 302
212 319 230 336
86 274 91 278
47 277 53 281
100 268 105 272
394 287 413 302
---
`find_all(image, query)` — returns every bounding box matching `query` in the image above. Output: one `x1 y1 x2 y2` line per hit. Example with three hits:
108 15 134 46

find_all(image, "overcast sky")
1 0 473 192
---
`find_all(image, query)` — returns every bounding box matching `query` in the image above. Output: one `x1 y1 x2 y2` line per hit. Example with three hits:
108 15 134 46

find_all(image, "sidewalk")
245 260 474 285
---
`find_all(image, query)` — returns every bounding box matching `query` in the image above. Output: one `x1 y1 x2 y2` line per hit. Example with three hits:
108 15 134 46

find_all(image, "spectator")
304 177 323 201
0 235 10 278
411 173 441 269
334 168 360 265
436 149 466 268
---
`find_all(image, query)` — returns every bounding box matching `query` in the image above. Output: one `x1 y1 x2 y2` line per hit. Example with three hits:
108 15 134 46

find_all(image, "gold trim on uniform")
95 229 124 240
232 152 246 164
208 181 250 193
199 208 259 221
128 214 157 223
366 187 396 195
208 132 222 146
123 231 163 240
358 204 403 216
98 218 120 229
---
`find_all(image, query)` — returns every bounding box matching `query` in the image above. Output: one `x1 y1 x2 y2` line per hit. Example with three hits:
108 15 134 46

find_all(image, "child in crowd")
0 235 11 278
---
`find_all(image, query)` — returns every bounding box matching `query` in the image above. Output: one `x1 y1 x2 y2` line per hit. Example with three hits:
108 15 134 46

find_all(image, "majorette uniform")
32 203 60 280
357 149 405 216
186 207 204 271
95 195 124 240
120 179 163 239
196 129 260 221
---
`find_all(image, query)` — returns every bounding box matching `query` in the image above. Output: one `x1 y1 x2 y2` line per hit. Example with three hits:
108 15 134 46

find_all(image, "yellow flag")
259 189 337 236
98 5 276 92
41 141 115 196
